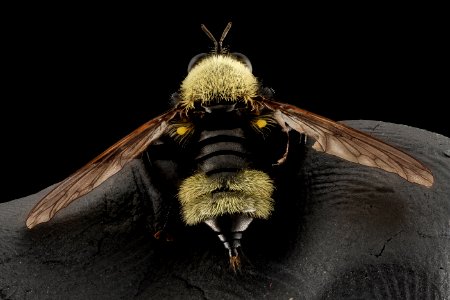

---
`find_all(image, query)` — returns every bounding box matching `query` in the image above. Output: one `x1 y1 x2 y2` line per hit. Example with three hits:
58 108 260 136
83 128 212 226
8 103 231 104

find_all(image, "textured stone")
1 121 448 299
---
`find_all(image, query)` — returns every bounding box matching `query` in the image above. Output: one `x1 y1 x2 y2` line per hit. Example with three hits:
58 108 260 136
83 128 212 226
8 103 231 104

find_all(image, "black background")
3 4 447 202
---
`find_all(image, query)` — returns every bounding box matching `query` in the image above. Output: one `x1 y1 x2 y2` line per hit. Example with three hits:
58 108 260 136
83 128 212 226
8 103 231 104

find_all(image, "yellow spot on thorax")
255 119 267 128
176 126 189 135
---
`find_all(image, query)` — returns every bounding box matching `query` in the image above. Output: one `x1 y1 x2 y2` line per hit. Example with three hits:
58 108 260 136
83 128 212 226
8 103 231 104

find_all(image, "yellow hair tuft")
179 55 259 109
178 169 275 225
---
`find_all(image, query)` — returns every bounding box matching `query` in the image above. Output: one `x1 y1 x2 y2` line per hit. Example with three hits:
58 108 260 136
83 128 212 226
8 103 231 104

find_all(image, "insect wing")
265 100 433 187
26 108 180 229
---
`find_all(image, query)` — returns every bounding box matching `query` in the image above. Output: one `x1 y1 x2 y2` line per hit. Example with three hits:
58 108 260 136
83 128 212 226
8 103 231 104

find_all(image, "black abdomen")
195 128 249 176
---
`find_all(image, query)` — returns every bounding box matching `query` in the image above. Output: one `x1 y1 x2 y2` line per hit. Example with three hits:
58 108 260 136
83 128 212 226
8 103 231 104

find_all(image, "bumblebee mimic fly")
26 22 434 270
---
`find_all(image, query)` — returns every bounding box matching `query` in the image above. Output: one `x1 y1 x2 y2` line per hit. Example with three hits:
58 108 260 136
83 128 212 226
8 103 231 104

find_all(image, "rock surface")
1 120 449 299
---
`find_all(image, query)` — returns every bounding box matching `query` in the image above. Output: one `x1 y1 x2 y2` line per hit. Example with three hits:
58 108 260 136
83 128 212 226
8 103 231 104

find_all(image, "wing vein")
264 100 433 187
26 109 179 228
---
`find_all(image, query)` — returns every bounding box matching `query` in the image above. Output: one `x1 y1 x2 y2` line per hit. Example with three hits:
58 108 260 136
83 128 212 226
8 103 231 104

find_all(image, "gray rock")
1 120 449 299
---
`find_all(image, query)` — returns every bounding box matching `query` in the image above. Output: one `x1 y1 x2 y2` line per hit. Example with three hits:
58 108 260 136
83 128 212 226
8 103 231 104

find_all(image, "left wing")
26 108 180 229
264 100 434 187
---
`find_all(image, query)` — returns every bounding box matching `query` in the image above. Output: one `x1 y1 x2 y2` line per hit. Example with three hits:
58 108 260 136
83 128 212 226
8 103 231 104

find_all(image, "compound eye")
232 52 252 72
187 53 208 72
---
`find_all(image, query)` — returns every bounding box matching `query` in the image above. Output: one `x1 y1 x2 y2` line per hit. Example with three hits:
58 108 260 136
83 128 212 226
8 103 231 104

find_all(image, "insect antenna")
201 22 232 54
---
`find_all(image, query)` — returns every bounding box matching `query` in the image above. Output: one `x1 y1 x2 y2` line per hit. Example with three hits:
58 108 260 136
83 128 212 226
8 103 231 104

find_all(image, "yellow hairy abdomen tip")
178 169 275 225
176 126 188 135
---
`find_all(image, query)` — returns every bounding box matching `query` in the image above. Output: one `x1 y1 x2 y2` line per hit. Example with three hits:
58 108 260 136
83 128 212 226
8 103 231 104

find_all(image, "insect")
26 22 434 270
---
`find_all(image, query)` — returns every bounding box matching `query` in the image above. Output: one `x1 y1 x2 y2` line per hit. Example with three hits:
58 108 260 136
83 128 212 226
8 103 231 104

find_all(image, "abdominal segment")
177 107 276 225
178 169 274 225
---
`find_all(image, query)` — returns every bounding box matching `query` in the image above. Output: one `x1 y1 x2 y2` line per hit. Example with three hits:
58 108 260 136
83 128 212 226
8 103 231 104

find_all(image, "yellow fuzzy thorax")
179 55 259 108
178 169 275 225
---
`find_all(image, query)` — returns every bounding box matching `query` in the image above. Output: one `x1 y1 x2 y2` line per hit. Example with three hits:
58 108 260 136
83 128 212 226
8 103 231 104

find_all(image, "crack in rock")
173 275 208 300
374 230 404 258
